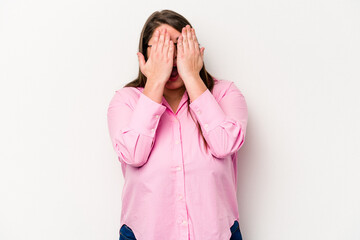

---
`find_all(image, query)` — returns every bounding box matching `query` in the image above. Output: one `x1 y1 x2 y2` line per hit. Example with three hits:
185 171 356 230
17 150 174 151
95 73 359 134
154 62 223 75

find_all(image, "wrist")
143 79 165 104
182 73 202 83
145 77 166 87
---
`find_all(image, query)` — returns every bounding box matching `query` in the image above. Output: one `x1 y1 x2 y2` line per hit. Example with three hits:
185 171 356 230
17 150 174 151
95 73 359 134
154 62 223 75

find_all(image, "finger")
192 28 200 53
177 35 184 56
200 47 205 59
181 26 188 53
186 25 194 52
163 31 170 54
168 40 174 60
158 28 166 52
137 52 146 71
152 29 160 51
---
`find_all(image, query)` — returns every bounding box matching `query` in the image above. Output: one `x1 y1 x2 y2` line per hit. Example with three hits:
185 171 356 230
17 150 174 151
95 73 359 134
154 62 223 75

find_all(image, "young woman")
107 9 248 240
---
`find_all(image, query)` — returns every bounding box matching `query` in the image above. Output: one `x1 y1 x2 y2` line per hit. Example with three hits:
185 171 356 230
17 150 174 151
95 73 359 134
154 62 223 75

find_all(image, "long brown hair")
124 9 215 152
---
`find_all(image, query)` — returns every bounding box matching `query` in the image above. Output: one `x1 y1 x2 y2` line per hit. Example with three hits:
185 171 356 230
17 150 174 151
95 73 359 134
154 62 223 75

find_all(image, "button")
181 220 188 225
175 166 182 171
196 110 201 114
178 195 184 200
155 115 159 118
151 128 155 132
175 140 180 144
204 124 208 129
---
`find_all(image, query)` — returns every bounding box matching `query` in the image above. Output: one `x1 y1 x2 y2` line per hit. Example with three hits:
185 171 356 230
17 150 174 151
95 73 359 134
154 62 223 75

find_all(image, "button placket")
172 117 189 237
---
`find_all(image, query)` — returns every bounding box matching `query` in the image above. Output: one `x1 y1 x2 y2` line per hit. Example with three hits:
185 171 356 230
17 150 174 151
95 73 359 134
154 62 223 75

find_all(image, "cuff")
189 89 226 133
128 92 166 137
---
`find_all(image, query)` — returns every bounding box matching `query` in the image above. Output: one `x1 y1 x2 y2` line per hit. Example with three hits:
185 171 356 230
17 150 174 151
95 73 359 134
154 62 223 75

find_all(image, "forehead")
149 24 181 41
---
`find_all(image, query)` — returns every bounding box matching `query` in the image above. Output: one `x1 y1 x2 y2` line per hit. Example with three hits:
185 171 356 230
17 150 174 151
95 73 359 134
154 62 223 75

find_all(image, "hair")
124 9 216 153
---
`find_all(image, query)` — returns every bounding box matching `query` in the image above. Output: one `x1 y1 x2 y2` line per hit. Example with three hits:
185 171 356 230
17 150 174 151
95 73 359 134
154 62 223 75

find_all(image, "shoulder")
211 78 244 100
114 86 142 99
109 86 143 109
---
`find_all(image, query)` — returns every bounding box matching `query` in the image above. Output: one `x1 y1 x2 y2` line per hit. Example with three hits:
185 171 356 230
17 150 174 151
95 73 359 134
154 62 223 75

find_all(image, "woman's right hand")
137 28 175 85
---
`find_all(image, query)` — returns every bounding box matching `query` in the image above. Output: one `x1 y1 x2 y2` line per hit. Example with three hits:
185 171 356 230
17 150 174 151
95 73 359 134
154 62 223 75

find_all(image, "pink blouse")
107 78 248 240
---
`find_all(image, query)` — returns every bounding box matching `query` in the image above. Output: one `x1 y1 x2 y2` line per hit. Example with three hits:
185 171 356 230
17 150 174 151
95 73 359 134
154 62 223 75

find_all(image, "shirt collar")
161 90 189 114
137 87 189 114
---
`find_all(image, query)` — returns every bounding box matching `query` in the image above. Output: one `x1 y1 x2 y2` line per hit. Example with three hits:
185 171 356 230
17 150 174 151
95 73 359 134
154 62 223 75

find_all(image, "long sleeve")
107 87 166 167
189 82 248 159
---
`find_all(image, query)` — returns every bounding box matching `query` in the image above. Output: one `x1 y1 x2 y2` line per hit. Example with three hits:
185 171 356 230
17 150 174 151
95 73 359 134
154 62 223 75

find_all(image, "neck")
163 86 186 101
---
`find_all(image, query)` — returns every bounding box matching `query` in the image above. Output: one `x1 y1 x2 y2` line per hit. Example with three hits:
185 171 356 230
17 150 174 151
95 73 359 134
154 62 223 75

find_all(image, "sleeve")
107 87 167 167
189 81 248 159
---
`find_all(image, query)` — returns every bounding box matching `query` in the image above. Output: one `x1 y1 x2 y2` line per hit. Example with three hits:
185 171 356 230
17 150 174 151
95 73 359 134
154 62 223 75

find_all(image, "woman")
107 9 248 240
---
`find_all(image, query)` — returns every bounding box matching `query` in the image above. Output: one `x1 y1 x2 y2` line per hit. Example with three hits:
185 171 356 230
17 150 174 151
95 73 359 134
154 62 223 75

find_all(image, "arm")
107 87 166 167
189 81 248 158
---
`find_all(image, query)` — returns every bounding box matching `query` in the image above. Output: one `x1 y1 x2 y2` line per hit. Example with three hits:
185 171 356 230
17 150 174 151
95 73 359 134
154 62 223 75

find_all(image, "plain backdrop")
1 0 359 239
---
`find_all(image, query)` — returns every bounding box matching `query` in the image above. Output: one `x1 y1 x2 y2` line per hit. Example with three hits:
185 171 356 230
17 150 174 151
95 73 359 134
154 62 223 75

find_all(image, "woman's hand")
176 25 205 81
137 28 175 85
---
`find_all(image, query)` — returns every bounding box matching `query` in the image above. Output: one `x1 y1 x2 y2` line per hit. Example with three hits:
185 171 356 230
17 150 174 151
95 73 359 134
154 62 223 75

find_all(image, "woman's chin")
165 75 184 88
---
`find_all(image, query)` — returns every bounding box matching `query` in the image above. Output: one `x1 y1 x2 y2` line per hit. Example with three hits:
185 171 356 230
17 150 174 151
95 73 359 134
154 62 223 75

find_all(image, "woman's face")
146 24 185 91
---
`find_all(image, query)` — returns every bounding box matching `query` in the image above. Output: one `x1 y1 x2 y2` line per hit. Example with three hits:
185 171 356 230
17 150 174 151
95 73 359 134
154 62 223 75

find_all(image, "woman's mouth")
168 66 178 81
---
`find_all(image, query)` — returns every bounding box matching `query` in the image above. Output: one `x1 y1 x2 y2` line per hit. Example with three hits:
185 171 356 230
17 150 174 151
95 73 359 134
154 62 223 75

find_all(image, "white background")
1 0 359 239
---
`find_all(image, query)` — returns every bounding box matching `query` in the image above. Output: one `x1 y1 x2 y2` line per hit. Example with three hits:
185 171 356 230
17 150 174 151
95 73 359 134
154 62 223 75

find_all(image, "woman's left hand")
176 25 205 81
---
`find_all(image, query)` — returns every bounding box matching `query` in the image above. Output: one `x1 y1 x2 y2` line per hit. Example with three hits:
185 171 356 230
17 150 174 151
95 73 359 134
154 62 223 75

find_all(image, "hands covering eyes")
137 25 205 85
176 25 205 80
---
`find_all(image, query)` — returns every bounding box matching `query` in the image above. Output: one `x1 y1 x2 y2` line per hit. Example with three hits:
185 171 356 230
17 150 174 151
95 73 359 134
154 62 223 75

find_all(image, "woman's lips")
168 66 178 81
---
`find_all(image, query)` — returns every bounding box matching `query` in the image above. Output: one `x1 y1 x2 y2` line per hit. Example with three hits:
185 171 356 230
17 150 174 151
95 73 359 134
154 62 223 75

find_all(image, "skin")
137 24 208 113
